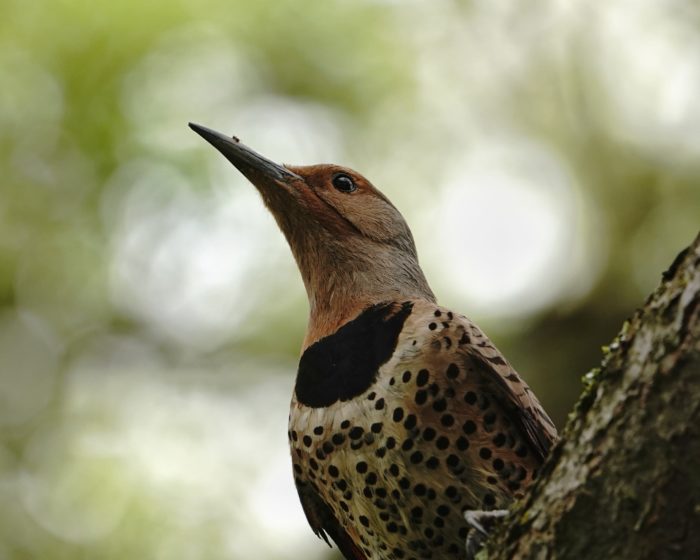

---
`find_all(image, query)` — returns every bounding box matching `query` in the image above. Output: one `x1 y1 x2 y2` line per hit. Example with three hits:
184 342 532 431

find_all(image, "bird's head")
190 123 435 346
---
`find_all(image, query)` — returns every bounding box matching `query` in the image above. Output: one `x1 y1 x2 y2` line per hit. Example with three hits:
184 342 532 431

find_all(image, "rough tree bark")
479 232 700 559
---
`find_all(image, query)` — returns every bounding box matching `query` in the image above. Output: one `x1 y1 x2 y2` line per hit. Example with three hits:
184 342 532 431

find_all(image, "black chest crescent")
295 301 413 408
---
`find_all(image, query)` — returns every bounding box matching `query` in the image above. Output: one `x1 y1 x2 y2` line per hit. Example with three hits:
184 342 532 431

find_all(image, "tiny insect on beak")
189 122 302 182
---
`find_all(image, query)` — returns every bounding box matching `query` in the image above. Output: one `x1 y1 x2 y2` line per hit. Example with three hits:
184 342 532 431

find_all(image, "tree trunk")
481 232 700 559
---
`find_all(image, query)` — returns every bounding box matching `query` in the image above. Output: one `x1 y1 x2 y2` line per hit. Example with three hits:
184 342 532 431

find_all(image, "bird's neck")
299 247 435 350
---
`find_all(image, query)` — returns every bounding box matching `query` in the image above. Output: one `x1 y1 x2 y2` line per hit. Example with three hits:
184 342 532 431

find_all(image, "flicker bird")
190 123 558 560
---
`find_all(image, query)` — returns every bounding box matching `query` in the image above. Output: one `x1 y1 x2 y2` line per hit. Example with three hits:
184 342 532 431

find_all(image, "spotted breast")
289 299 557 560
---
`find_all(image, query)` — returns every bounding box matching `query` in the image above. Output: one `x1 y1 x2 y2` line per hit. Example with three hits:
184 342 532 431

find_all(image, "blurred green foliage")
1 0 699 558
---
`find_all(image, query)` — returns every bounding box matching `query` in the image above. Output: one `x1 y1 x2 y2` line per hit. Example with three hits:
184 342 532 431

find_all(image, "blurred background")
1 0 699 558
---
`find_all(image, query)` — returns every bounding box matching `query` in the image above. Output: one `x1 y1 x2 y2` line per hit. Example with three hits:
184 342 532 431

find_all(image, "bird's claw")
464 509 509 559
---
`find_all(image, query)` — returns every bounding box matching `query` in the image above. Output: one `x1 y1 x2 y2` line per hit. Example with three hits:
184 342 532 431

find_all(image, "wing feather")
458 318 558 462
295 480 368 560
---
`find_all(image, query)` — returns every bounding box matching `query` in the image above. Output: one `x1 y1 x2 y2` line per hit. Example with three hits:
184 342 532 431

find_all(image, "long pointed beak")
189 123 301 182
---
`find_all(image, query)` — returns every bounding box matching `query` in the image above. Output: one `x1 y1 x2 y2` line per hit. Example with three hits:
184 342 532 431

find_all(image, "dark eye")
332 173 357 193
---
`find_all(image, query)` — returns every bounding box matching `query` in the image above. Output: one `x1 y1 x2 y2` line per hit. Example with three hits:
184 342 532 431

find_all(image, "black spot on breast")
479 447 492 459
432 398 447 412
436 437 450 450
295 302 413 408
416 369 430 387
446 454 459 468
349 426 364 440
446 363 460 378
